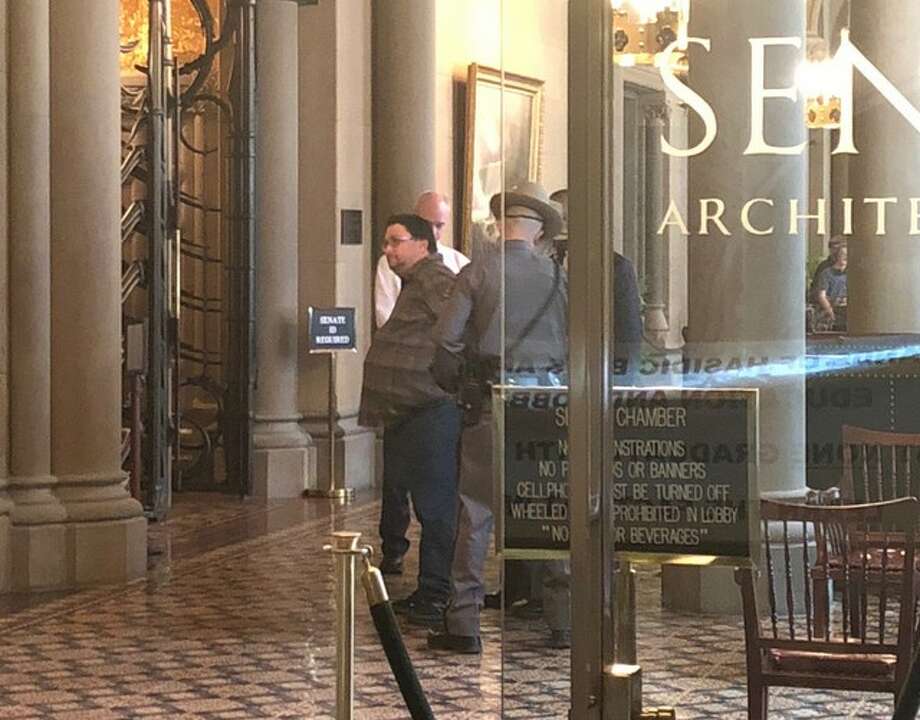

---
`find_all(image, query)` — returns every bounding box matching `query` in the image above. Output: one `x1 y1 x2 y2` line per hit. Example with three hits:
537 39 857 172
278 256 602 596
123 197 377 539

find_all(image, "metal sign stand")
607 562 676 720
305 354 354 502
607 562 642 720
604 387 758 719
305 307 357 502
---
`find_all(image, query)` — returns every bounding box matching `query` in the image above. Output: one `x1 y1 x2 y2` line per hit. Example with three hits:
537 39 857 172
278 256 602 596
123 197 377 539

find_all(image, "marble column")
8 0 68 589
643 103 669 345
847 1 920 335
663 0 808 612
685 0 807 498
50 0 146 585
371 0 436 242
253 0 315 498
350 0 436 488
299 0 376 492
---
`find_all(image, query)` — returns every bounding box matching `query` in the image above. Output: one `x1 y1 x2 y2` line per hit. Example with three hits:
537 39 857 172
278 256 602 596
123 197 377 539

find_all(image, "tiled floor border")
0 498 380 636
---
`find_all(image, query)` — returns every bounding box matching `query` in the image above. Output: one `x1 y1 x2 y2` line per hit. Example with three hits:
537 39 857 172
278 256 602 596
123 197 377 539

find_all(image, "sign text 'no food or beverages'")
612 388 758 565
500 387 758 565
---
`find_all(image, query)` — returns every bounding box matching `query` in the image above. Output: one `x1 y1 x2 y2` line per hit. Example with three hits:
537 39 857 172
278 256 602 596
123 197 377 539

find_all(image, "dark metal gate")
120 0 258 513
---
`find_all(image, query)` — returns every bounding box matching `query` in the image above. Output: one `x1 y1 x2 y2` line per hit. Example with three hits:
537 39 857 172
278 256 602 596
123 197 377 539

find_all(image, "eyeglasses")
382 234 418 249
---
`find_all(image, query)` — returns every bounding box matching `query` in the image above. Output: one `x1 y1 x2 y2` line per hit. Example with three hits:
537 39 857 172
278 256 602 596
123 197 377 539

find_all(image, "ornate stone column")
847 1 920 335
253 0 315 498
50 0 145 585
8 0 68 589
643 103 669 345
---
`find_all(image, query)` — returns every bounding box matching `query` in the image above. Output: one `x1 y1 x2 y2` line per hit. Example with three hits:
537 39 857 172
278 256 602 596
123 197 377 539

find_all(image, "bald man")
375 192 470 328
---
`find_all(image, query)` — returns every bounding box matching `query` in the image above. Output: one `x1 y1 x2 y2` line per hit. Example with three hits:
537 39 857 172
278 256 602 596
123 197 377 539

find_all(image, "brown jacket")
359 254 456 427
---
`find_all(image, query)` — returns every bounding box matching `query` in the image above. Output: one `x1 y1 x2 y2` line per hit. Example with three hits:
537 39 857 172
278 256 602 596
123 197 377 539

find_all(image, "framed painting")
462 64 544 257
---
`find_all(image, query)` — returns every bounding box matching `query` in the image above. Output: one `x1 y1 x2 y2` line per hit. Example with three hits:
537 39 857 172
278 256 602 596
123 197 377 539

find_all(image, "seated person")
810 236 845 299
814 244 847 330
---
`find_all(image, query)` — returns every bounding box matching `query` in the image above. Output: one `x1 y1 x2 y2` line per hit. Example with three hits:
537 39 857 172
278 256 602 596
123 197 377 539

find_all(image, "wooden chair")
841 425 920 504
837 426 920 635
735 498 920 720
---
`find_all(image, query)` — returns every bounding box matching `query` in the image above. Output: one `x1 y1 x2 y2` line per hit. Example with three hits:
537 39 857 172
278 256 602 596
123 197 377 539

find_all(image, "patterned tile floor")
0 492 898 719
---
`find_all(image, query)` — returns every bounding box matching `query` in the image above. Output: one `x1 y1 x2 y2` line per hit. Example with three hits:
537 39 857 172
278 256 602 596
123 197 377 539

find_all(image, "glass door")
565 0 920 718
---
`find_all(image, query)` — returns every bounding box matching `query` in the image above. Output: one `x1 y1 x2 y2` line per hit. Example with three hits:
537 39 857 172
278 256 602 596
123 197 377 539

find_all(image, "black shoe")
392 594 419 616
427 628 482 654
407 599 447 627
548 629 571 649
510 599 543 619
379 555 404 576
483 590 502 610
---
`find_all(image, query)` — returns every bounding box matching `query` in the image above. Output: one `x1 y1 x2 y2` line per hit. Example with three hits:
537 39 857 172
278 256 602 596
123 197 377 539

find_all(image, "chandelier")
120 0 213 76
798 0 849 129
798 36 843 129
611 0 689 74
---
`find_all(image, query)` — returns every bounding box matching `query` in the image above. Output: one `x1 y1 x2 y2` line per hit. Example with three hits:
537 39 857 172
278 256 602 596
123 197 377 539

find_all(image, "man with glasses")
374 192 469 328
374 194 469 581
359 214 462 627
427 182 570 653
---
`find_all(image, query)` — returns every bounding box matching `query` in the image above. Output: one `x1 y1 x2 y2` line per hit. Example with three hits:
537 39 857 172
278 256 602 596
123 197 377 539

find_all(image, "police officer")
550 187 642 382
427 182 569 653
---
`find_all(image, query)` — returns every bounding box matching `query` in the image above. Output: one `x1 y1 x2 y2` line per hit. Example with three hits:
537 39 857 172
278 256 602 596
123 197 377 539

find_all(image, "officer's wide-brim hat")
490 181 563 240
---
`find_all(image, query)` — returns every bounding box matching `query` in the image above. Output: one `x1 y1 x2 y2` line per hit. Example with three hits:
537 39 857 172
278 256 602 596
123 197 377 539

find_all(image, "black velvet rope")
368 601 436 720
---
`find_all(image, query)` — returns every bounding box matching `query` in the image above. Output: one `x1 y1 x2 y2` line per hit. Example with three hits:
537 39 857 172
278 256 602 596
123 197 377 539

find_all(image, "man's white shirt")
374 243 470 328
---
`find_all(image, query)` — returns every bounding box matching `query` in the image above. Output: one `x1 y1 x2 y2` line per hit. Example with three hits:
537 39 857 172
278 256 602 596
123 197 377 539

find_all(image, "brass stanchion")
325 531 369 720
325 533 437 719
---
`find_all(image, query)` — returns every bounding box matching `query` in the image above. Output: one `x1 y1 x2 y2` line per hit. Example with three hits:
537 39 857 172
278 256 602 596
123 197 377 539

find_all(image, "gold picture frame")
462 63 544 257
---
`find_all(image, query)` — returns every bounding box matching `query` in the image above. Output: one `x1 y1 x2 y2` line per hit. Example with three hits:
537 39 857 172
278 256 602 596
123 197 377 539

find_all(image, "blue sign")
308 307 356 353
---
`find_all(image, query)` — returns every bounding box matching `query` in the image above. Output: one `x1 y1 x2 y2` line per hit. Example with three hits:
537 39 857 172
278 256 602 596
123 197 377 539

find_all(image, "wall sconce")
611 0 689 74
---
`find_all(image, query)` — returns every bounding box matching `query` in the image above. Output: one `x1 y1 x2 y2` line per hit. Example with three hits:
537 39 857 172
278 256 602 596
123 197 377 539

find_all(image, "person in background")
427 182 569 654
810 235 845 302
550 188 642 383
814 242 847 331
496 189 644 635
375 192 469 328
359 214 461 627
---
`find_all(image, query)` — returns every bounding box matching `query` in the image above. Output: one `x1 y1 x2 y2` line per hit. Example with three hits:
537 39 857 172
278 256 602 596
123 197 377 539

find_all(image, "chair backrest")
736 497 920 693
841 425 920 504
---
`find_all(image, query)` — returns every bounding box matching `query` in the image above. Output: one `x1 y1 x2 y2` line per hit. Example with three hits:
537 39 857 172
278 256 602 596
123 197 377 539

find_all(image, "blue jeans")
380 401 461 603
